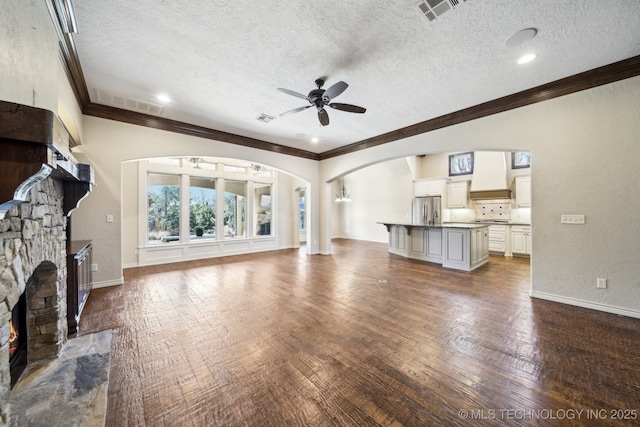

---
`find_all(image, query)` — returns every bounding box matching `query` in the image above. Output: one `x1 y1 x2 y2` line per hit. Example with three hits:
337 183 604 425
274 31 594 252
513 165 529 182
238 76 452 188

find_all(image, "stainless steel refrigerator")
412 196 441 225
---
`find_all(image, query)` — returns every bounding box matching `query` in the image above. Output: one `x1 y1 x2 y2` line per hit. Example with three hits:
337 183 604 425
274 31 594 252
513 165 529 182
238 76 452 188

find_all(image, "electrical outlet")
561 214 585 224
596 278 607 289
91 263 98 272
106 214 114 223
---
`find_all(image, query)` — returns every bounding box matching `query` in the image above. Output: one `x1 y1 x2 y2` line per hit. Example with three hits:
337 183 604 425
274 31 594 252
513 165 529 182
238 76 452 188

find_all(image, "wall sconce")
335 178 351 202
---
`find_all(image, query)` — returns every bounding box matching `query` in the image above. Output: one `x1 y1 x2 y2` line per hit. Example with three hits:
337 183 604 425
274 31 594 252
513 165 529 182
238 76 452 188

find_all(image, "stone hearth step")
9 329 112 426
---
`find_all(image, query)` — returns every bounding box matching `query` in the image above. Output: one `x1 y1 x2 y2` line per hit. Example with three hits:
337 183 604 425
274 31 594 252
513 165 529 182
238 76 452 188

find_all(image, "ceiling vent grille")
255 113 276 123
95 89 165 116
416 0 468 22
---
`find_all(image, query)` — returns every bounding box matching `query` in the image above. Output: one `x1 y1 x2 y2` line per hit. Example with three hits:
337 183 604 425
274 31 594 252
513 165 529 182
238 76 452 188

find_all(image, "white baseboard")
122 262 138 269
92 277 123 289
530 290 640 319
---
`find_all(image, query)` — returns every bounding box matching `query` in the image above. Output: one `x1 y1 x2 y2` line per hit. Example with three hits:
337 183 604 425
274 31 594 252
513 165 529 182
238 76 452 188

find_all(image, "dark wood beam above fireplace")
0 101 94 218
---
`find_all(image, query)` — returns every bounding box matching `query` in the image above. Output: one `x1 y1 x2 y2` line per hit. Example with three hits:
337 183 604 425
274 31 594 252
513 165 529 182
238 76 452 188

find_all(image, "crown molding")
83 103 321 160
318 55 640 159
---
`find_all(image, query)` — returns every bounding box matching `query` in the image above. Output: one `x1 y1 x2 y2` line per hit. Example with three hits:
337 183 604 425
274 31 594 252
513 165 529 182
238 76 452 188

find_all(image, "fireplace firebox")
9 293 27 387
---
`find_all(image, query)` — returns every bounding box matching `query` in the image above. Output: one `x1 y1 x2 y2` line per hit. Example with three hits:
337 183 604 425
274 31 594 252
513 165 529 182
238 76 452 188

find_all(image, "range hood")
0 101 94 218
469 152 511 200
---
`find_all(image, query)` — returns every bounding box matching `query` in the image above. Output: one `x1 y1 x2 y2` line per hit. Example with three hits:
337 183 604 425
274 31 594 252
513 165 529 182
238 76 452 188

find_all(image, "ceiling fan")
277 79 366 126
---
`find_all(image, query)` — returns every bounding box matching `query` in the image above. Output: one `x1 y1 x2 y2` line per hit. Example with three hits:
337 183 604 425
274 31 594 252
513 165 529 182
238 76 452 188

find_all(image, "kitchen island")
379 222 489 271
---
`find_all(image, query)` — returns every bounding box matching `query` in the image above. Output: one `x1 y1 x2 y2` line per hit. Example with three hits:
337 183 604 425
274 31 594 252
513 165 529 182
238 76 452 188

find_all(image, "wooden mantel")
0 101 94 218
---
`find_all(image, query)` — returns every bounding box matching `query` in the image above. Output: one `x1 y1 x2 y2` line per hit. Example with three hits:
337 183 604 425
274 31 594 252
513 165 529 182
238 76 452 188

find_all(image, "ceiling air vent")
416 0 469 22
255 113 276 123
95 89 165 116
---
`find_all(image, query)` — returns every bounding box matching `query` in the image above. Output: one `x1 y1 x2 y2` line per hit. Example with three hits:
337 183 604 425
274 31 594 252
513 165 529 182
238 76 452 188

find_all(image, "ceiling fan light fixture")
277 79 366 127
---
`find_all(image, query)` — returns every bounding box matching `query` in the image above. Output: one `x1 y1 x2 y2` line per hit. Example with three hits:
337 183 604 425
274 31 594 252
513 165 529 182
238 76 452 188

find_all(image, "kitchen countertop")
445 221 531 226
378 222 489 229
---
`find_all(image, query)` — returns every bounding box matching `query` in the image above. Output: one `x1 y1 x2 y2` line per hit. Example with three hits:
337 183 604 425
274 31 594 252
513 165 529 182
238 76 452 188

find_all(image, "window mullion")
179 174 190 243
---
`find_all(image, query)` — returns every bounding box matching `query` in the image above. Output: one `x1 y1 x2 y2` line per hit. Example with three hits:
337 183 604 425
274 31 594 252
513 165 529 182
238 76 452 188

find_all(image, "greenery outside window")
224 180 246 238
190 177 216 239
148 173 180 244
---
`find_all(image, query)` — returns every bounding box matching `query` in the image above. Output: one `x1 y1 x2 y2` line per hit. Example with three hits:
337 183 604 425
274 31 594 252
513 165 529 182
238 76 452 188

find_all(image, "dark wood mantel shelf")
0 101 94 218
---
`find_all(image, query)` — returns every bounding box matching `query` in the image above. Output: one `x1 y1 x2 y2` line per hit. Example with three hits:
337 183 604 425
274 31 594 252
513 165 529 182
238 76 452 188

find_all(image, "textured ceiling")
72 0 640 154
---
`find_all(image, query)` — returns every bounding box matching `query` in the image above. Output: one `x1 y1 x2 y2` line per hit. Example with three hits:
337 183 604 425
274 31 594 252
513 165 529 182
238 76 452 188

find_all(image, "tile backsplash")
474 200 511 220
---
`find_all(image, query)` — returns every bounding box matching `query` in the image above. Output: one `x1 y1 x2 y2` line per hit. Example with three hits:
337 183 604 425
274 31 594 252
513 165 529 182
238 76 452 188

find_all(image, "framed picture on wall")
449 152 474 176
512 151 531 169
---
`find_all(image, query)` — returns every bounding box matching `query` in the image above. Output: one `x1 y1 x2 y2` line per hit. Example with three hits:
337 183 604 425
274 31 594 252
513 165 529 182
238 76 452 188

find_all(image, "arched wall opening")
120 155 312 268
324 149 532 259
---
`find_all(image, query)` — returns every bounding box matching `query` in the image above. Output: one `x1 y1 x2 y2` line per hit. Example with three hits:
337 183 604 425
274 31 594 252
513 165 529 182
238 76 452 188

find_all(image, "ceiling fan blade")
280 105 311 117
328 103 366 114
318 108 329 126
323 81 348 100
277 87 309 100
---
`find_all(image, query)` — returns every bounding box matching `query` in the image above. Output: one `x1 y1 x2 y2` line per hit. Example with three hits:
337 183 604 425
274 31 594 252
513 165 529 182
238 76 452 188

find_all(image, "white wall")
333 158 413 242
121 161 139 267
320 76 640 318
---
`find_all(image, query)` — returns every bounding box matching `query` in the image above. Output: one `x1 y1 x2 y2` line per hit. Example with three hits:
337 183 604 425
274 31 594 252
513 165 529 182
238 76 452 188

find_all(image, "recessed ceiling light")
157 94 171 103
504 28 538 47
311 137 319 143
518 53 537 64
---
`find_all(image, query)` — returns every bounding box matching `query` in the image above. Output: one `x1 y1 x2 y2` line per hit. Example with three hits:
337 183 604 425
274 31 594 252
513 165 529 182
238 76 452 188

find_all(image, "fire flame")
9 320 18 358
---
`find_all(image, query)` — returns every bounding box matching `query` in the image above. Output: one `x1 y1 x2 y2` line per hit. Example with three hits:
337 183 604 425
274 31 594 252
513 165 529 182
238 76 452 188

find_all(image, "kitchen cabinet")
388 225 407 256
515 176 531 208
470 227 489 268
67 240 92 334
382 223 488 270
447 181 469 208
488 224 507 253
407 227 443 263
511 226 531 255
414 178 449 197
442 226 489 271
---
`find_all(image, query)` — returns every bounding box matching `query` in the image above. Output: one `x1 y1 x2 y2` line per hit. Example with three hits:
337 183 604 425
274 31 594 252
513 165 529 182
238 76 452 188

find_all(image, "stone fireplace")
0 177 68 421
0 101 93 424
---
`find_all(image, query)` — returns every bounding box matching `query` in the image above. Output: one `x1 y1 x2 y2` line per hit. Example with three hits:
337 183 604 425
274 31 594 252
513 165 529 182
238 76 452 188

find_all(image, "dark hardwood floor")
78 239 640 426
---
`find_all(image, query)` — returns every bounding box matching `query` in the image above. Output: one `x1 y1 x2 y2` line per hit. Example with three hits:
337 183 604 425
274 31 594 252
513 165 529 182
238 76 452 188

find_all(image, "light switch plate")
561 214 585 224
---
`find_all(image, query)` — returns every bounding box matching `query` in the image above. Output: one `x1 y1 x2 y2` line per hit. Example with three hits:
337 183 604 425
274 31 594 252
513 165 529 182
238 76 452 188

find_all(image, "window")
142 158 277 247
224 180 246 238
190 177 216 239
254 183 272 236
224 164 247 174
298 190 306 232
147 173 180 244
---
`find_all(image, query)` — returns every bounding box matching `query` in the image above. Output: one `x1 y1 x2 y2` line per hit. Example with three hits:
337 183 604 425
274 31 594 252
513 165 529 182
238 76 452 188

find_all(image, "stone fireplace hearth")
0 177 68 422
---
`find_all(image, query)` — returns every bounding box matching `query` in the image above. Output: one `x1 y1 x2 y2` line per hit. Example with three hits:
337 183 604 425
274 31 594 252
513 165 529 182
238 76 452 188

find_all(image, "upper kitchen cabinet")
447 181 469 208
414 178 449 197
514 176 531 208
